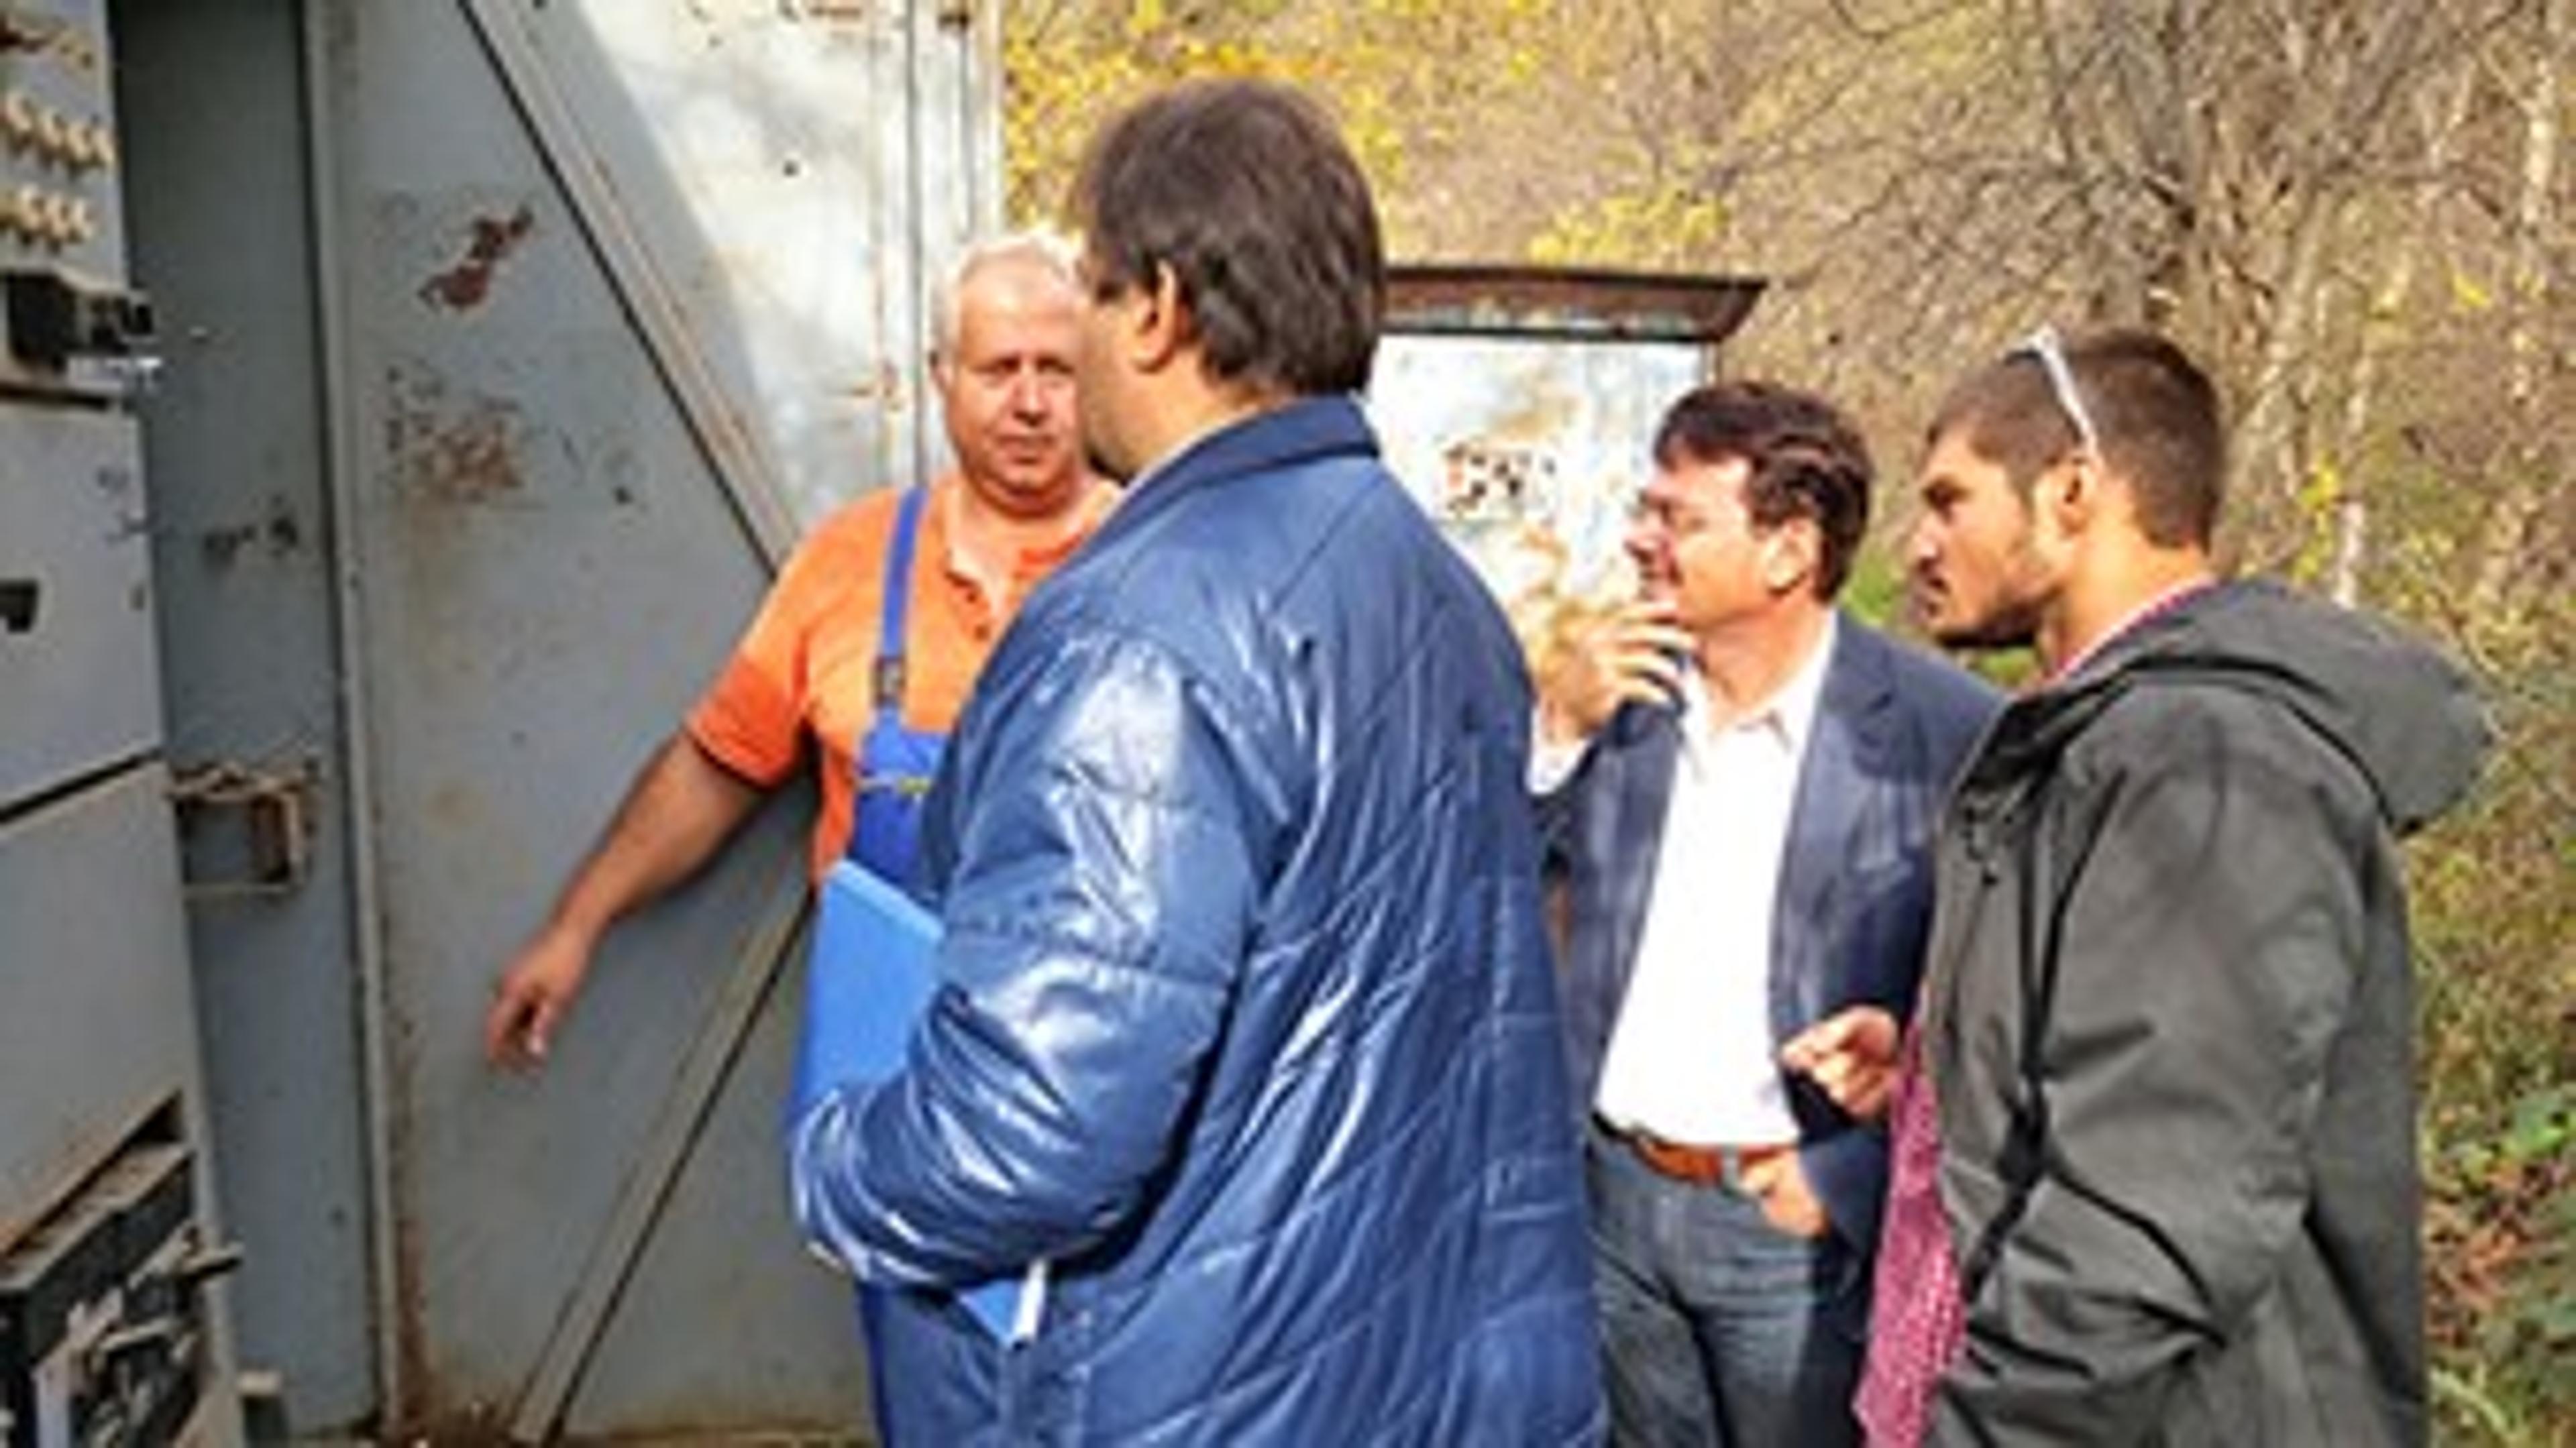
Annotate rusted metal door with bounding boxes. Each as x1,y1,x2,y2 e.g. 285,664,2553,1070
120,1,1000,1439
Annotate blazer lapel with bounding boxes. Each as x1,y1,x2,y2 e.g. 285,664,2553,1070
1774,621,1896,1014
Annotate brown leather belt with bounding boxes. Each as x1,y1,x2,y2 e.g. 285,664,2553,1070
1598,1118,1792,1189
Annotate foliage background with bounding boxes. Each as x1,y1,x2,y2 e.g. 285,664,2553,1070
1002,2,2573,1440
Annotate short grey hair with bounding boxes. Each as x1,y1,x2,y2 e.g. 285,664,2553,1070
930,229,1081,361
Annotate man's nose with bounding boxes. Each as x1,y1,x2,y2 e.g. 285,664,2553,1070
1006,369,1047,415
1624,518,1664,567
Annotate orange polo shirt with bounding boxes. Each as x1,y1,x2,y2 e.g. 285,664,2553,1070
686,476,1109,881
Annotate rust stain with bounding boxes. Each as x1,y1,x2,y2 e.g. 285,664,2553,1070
418,205,538,313
385,362,528,502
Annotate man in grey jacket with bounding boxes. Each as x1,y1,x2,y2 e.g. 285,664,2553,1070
1855,327,2489,1445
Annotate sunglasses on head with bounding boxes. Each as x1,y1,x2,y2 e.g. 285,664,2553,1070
2010,325,2099,456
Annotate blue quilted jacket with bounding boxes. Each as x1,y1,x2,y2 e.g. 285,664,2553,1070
790,397,1603,1445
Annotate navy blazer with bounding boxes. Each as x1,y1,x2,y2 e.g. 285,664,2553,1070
1540,616,1998,1251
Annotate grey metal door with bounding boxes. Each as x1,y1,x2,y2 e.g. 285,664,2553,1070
122,1,998,1439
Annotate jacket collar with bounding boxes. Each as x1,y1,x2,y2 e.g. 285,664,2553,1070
1603,613,1896,901
1097,395,1380,547
1613,609,1892,764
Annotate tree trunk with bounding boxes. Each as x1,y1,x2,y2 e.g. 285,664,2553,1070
2467,0,2565,623
2327,60,2479,606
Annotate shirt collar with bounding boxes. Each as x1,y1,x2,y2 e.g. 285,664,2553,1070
1768,610,1839,753
1095,396,1378,546
933,476,1118,591
1679,611,1838,756
2045,577,2215,686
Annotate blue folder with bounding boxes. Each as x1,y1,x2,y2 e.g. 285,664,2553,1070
791,859,1042,1341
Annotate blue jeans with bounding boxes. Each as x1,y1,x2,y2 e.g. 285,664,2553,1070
1588,1126,1866,1448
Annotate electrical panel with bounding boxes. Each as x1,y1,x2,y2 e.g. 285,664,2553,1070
0,5,237,1442
1,3,152,402
0,1112,232,1448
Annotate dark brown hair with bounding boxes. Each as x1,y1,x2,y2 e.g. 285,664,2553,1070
1069,79,1385,396
1928,328,2226,547
1653,380,1874,600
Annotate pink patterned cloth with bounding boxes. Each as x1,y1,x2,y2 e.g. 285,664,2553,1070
1855,1026,1966,1447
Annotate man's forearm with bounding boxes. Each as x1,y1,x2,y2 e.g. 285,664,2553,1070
545,731,766,938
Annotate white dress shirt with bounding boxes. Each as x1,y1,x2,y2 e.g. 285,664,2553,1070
1585,616,1837,1146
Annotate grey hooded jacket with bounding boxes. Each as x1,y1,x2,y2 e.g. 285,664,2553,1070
1919,580,2490,1446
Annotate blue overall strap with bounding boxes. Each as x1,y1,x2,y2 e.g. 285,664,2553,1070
847,486,945,882
872,484,930,712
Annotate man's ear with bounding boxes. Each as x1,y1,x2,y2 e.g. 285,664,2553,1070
1128,261,1191,374
2042,453,2100,536
1761,516,1821,596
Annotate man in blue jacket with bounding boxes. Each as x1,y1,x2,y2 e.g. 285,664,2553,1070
789,78,1604,1446
1536,382,1998,1445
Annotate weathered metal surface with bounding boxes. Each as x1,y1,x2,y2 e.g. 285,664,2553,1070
0,408,157,805
101,0,1001,1439
0,767,242,1448
503,871,808,1445
341,0,979,1433
0,771,193,1247
96,0,1000,1437
117,0,383,1429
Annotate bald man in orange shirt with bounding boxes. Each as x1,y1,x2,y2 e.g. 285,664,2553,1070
486,232,1113,1069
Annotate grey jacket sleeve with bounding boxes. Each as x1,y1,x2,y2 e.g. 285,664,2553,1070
1931,698,2377,1444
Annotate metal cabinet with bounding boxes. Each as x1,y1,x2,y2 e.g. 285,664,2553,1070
0,410,156,806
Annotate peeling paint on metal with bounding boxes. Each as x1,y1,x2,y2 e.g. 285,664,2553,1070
417,205,537,313
384,361,529,503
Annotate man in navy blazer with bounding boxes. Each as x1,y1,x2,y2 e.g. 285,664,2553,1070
1536,380,1998,1446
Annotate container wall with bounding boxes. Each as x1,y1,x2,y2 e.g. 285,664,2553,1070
110,0,1001,1438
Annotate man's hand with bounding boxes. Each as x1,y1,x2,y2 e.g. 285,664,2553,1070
485,925,594,1070
479,732,764,1072
1780,1005,1901,1121
1738,1152,1830,1239
1534,598,1693,746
